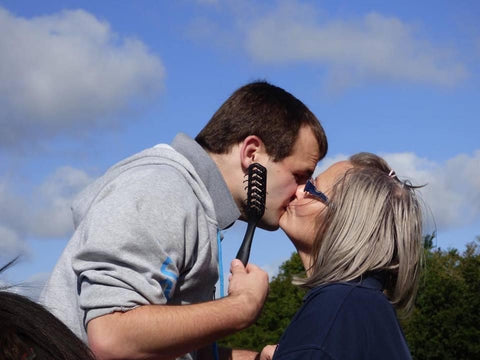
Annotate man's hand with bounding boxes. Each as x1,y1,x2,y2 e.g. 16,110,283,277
228,259,269,328
258,345,277,360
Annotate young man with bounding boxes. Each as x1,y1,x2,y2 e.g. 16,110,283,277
40,81,328,360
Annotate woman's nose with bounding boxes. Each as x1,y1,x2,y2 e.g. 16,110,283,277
288,184,305,204
295,184,306,199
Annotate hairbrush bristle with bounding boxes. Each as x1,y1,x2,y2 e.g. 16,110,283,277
245,163,267,219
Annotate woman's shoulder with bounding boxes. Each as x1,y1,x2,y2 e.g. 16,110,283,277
307,277,388,305
307,280,408,358
274,279,410,360
291,279,393,340
304,278,395,325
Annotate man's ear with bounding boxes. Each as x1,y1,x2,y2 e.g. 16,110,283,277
239,135,265,170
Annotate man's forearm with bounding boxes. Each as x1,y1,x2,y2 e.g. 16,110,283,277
230,349,260,360
88,296,256,360
88,260,268,360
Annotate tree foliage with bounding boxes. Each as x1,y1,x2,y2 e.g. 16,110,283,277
220,253,306,351
221,238,480,360
401,239,480,359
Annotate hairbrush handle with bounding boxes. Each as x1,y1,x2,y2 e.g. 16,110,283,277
236,221,257,265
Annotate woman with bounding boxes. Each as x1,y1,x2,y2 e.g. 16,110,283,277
271,152,423,360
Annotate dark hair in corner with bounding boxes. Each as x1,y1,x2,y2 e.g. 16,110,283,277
195,81,328,162
0,259,96,360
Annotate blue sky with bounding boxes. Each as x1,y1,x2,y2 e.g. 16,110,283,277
0,0,479,297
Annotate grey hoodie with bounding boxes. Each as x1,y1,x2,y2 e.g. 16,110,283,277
40,134,240,359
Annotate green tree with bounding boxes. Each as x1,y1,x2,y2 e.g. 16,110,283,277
423,232,436,250
402,240,480,360
220,253,305,351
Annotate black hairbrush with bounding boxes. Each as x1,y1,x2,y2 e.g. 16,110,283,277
236,163,267,265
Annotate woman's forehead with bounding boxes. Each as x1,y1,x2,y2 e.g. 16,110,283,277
314,160,353,186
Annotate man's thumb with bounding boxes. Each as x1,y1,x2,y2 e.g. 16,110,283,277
230,259,246,274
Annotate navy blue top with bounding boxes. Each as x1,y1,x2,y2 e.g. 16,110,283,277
273,277,412,360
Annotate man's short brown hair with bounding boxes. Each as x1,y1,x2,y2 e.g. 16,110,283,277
195,81,327,161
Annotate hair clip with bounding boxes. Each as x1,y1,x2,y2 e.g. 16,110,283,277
388,170,396,178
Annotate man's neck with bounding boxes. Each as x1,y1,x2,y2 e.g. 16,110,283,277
207,146,247,220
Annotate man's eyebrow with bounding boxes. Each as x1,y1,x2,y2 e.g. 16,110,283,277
306,168,315,177
297,170,314,181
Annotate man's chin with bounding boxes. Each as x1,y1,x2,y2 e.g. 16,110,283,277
257,218,280,231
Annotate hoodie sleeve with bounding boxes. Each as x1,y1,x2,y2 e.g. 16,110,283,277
72,165,209,328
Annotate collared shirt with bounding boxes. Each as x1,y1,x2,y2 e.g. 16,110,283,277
273,277,412,360
172,133,240,230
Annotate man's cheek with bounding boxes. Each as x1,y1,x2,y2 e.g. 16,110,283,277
284,182,298,197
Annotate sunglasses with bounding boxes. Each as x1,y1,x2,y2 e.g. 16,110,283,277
304,178,329,204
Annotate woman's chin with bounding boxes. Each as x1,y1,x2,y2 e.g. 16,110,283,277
286,233,302,247
278,214,289,233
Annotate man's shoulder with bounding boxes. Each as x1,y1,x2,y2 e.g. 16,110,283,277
96,162,191,203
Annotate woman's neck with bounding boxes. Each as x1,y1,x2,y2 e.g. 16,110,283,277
296,249,313,276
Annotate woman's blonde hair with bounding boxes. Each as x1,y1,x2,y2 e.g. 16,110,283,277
297,152,424,315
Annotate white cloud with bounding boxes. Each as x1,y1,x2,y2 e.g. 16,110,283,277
0,225,30,261
29,166,95,237
261,258,284,280
371,151,480,231
0,7,165,150
246,3,466,89
0,166,94,256
0,271,50,301
0,179,30,244
189,0,467,91
14,271,50,300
